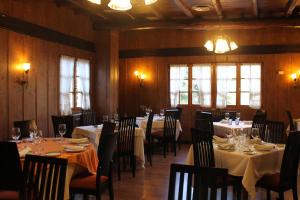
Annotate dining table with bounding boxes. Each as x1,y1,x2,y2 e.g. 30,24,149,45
213,120,252,138
17,138,98,200
72,124,146,167
185,140,285,200
136,116,182,140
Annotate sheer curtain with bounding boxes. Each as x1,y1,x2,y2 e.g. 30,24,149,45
192,65,211,107
216,66,228,108
60,55,75,115
249,64,261,108
76,59,91,110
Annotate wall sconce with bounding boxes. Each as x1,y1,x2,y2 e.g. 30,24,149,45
134,70,145,87
291,71,300,87
18,63,30,85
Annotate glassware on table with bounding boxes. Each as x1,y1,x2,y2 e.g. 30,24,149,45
251,128,260,139
114,113,119,122
58,124,66,142
160,109,165,117
11,127,21,141
103,115,109,122
225,112,230,121
145,108,150,117
236,112,241,120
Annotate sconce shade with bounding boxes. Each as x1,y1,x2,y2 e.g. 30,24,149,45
134,70,140,76
87,0,101,4
145,0,157,5
291,73,297,80
23,63,31,73
108,0,132,11
140,73,145,80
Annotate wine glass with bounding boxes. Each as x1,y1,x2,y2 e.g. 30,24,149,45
225,112,230,121
114,113,119,122
236,112,241,120
145,108,150,117
251,128,260,139
12,128,21,141
103,115,109,122
160,109,165,117
58,124,66,142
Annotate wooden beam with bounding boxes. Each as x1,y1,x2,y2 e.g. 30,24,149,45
252,0,258,17
93,17,300,30
174,0,194,18
120,44,300,58
211,0,223,19
285,0,298,17
0,13,95,52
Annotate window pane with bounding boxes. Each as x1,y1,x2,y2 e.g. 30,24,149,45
192,92,200,104
251,64,261,78
241,65,250,78
180,80,188,91
227,93,236,105
241,79,250,91
180,93,188,104
192,80,200,91
170,66,179,79
170,65,189,106
241,92,250,105
180,67,189,79
192,65,211,106
251,79,261,92
170,80,179,92
227,80,236,92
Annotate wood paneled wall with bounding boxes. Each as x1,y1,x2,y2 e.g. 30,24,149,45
119,29,300,142
0,0,96,140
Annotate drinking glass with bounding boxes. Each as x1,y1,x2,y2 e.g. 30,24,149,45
160,109,165,117
251,128,260,139
236,112,241,120
225,112,230,121
145,108,150,116
114,113,119,122
12,127,21,141
58,124,66,142
103,115,109,122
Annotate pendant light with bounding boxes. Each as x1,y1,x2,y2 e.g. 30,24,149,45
108,0,132,11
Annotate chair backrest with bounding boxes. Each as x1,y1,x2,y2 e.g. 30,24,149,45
191,128,215,167
197,167,228,200
168,164,197,200
0,142,23,191
227,111,236,120
168,164,228,200
22,155,67,200
51,115,74,138
145,112,154,142
252,113,266,138
195,119,214,135
98,122,116,157
13,120,37,139
263,120,285,143
286,111,295,131
279,132,300,187
97,125,117,178
81,110,96,126
164,110,177,139
175,106,183,120
117,117,136,155
211,109,225,122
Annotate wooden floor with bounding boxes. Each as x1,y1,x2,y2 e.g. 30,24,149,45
75,144,299,200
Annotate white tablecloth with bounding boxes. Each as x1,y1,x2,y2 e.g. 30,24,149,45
213,121,252,137
185,144,284,199
72,125,145,167
136,117,182,140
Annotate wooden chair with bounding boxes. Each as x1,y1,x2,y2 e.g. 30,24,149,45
286,111,296,131
13,120,37,139
263,120,285,144
21,155,68,200
256,131,300,200
175,106,183,120
81,110,97,126
211,109,225,122
195,119,214,135
144,112,154,166
252,113,267,138
0,142,23,200
168,164,229,200
70,122,117,200
152,110,177,158
51,115,74,138
115,117,136,180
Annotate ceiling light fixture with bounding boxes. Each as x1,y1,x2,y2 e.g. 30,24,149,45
108,0,132,11
87,0,101,5
145,0,157,5
204,34,238,54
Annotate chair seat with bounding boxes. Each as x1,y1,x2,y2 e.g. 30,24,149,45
256,173,280,190
0,190,19,200
70,175,109,190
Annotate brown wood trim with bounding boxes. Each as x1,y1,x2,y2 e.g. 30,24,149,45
0,13,95,52
119,44,300,58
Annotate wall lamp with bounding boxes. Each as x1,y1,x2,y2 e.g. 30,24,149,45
291,70,300,87
18,63,31,86
134,70,145,87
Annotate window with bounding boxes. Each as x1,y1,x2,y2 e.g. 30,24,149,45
216,64,237,107
240,64,261,108
170,65,189,106
192,64,211,107
60,55,91,115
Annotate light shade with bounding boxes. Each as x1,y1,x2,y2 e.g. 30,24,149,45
204,35,238,54
22,63,31,72
145,0,157,5
108,0,132,11
87,0,101,4
204,40,213,52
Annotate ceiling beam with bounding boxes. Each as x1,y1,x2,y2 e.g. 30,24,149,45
93,17,300,30
252,0,258,17
148,5,164,19
211,0,223,19
285,0,298,17
174,0,194,18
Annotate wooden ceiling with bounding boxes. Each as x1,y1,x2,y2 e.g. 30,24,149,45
54,0,300,30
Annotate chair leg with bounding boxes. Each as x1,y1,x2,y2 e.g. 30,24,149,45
132,155,136,177
109,181,114,200
173,140,177,157
117,157,121,181
278,191,284,200
163,140,166,158
292,186,298,200
149,145,152,166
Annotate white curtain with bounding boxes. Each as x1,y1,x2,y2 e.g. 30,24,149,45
60,55,75,115
192,65,211,107
76,59,91,110
216,66,228,108
249,64,261,108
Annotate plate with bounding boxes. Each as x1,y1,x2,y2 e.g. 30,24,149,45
44,152,61,157
64,148,85,153
243,151,256,155
77,143,89,147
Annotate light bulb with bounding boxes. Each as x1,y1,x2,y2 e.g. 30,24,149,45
87,0,101,4
145,0,157,5
108,0,132,11
23,63,31,73
204,40,214,51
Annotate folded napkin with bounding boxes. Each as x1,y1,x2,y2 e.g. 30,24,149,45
248,138,262,145
218,143,235,151
213,135,228,144
68,138,89,144
254,144,275,151
62,145,85,151
19,147,32,158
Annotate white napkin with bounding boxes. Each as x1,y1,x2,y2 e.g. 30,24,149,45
62,145,85,151
19,147,32,158
213,135,228,144
218,143,235,150
248,138,262,144
68,138,89,144
254,144,275,151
